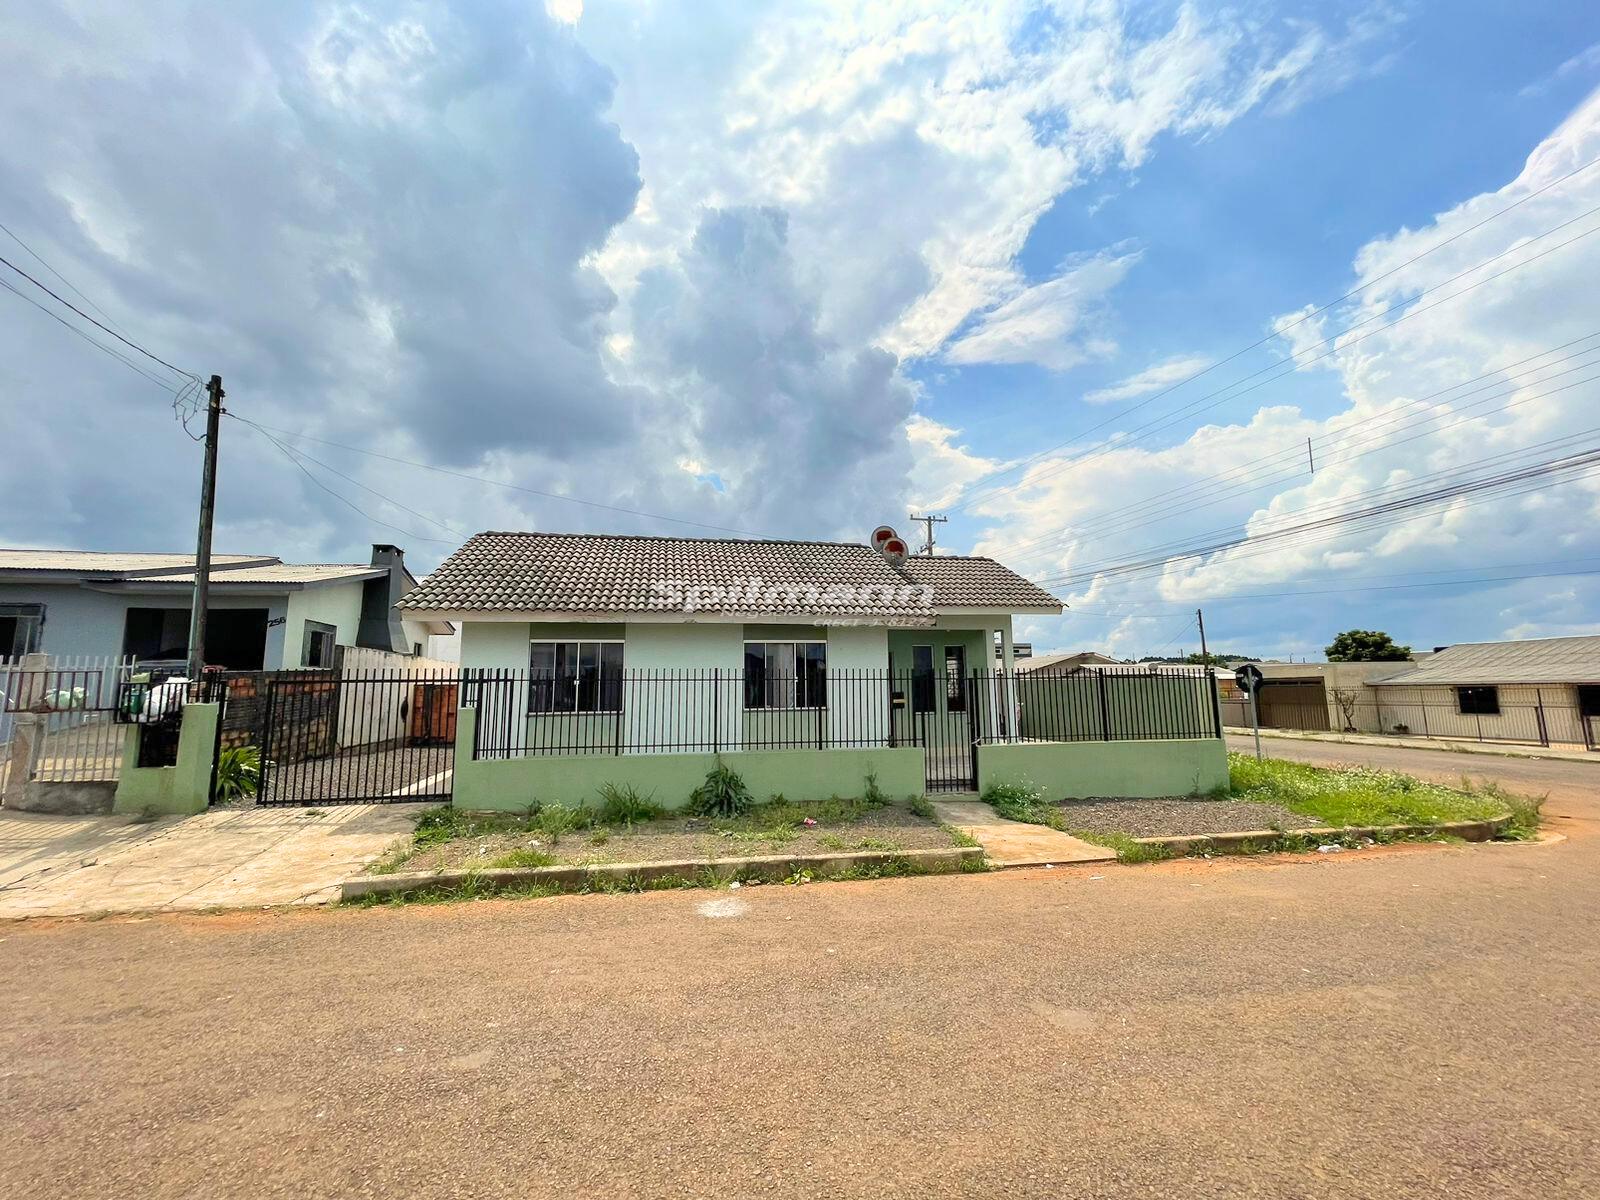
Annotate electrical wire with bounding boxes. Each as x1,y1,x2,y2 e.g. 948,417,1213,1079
1031,444,1600,590
0,275,188,394
953,204,1600,514
0,251,199,385
948,152,1600,507
242,422,462,546
987,354,1600,560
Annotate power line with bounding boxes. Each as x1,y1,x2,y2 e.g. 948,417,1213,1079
1033,444,1600,590
0,251,198,384
953,203,1600,515
0,275,186,394
228,415,757,536
242,421,461,546
948,151,1600,507
0,219,133,340
1059,557,1600,614
986,351,1600,560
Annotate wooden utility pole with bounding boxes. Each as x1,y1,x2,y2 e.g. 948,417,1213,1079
1196,607,1209,663
185,375,224,681
908,512,948,556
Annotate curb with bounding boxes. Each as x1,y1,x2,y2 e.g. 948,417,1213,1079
341,845,984,901
1133,814,1512,857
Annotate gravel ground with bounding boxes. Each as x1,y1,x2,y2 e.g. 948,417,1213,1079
1056,796,1319,837
259,743,453,804
400,807,959,871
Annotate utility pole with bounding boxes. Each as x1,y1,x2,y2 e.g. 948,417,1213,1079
185,375,224,681
1196,607,1209,664
1307,437,1315,474
908,512,947,556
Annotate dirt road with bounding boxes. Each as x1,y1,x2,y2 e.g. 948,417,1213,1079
3,823,1596,1197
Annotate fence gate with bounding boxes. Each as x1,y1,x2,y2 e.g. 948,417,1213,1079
252,670,457,806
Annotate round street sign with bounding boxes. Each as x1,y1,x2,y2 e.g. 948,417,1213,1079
1234,664,1264,695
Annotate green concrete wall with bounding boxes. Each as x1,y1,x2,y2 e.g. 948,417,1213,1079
113,703,220,815
453,707,924,812
978,737,1228,800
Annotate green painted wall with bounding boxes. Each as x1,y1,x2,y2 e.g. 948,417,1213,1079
112,703,220,815
978,737,1228,799
453,707,924,812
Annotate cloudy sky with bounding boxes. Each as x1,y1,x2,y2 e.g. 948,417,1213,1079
2,0,1599,660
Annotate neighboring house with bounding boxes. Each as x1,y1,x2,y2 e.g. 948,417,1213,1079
1016,650,1120,675
0,543,451,670
1215,660,1413,731
993,640,1032,661
395,530,1061,760
1367,635,1600,747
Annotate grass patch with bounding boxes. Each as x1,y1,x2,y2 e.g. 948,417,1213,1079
1227,753,1532,830
487,848,559,869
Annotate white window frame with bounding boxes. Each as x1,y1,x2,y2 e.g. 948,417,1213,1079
743,640,827,710
528,639,626,715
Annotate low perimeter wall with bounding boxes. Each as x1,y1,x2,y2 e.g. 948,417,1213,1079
978,738,1228,799
112,703,220,816
453,708,925,812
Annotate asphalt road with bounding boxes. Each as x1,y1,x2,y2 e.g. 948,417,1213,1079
4,739,1599,1198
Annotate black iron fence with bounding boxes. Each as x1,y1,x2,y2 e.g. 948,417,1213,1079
464,667,1221,761
1224,697,1598,750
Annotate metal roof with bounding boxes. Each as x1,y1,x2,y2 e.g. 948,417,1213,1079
0,549,274,575
1370,635,1600,686
397,532,1061,624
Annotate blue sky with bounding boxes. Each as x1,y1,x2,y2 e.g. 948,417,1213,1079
2,1,1599,662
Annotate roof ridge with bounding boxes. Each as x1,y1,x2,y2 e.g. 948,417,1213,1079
474,529,879,549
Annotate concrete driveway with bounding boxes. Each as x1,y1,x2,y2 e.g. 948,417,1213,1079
0,804,422,918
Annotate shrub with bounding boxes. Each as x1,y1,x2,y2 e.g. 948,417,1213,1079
596,782,665,826
687,759,754,818
212,745,261,802
863,771,887,806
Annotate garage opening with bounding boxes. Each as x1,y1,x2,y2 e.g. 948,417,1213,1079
122,607,270,670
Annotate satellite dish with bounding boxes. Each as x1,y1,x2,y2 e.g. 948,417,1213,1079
881,536,909,567
870,525,899,549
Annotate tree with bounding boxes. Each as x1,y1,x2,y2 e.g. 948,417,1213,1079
1325,629,1412,662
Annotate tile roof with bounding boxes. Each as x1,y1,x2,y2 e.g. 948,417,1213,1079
1370,635,1600,686
397,532,1062,624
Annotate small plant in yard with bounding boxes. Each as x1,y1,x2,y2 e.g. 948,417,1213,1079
863,772,887,806
534,803,586,843
909,794,936,819
687,759,754,818
212,745,261,802
596,782,664,826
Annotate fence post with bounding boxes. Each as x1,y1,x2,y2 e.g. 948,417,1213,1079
713,668,720,755
1097,671,1111,741
1208,669,1224,740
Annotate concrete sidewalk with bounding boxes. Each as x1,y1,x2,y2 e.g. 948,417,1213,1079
930,797,1115,867
0,804,422,918
1225,725,1600,764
